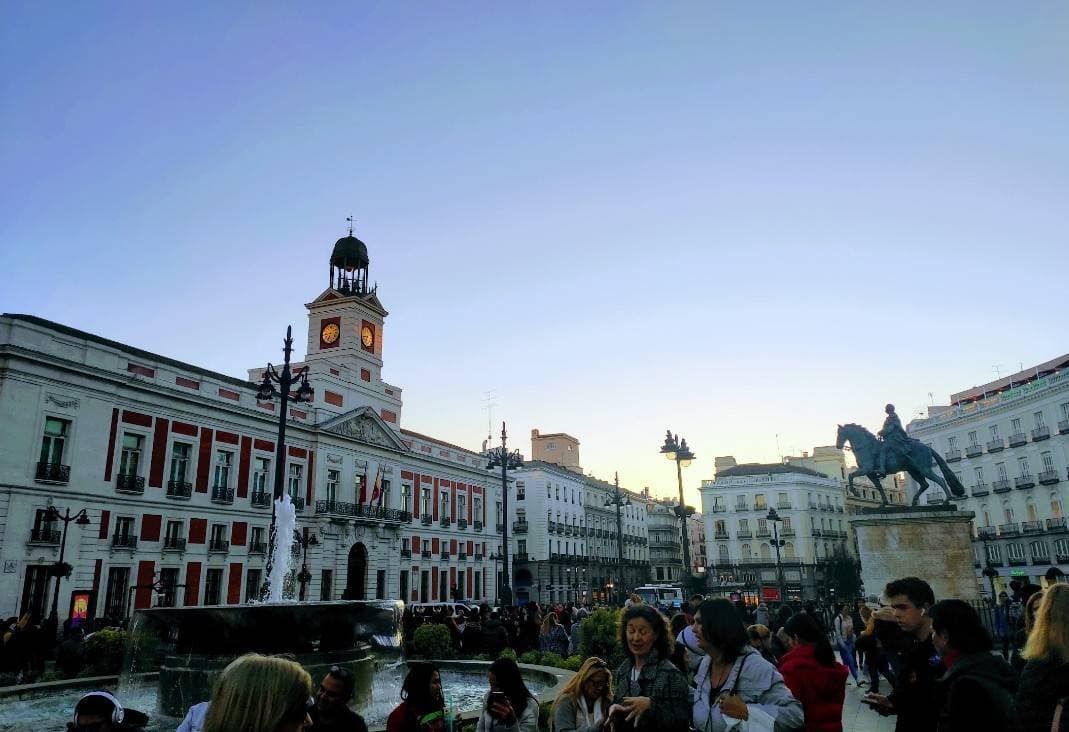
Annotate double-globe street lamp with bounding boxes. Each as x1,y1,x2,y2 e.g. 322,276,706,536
604,472,630,605
44,504,91,628
660,431,696,580
766,507,787,603
255,325,315,597
485,422,523,606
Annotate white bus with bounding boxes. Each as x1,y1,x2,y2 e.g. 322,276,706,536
634,584,685,609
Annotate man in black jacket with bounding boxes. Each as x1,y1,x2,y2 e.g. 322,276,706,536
864,577,944,732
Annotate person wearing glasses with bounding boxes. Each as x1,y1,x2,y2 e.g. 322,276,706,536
310,666,369,732
608,604,690,732
194,653,313,732
552,658,613,732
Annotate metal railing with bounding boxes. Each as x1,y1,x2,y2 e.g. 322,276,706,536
945,449,962,462
314,501,411,523
251,491,271,507
29,528,60,544
112,534,137,549
457,519,468,529
992,478,1011,492
163,537,186,551
1015,475,1035,490
440,517,452,528
966,444,983,458
1039,470,1060,485
1022,520,1044,533
167,480,192,499
998,522,1020,536
211,486,235,504
35,462,70,483
116,474,145,494
249,541,267,554
1032,426,1051,441
1008,432,1028,447
513,521,529,533
209,539,230,553
987,438,1005,452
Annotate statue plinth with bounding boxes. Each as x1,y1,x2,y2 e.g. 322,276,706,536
850,506,978,601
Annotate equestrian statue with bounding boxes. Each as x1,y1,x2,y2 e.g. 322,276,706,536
835,404,966,507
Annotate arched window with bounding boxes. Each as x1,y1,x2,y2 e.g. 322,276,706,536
760,544,771,560
718,544,730,563
742,543,752,560
1026,499,1038,522
784,542,796,559
981,504,991,526
1003,501,1014,523
1052,495,1064,519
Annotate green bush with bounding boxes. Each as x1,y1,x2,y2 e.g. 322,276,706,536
562,655,584,671
85,628,128,675
538,700,553,730
37,670,64,683
579,609,624,668
498,647,518,661
412,624,453,658
518,650,541,665
540,652,564,668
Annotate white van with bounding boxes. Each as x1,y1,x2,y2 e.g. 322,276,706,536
635,585,685,609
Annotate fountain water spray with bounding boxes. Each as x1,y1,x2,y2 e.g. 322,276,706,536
267,495,297,602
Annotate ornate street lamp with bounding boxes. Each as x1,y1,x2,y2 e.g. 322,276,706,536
660,430,696,579
44,504,91,629
255,325,315,598
766,507,786,603
604,472,630,605
486,422,523,606
295,530,320,601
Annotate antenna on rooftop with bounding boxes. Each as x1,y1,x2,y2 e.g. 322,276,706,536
482,390,497,449
346,215,355,236
992,364,1003,378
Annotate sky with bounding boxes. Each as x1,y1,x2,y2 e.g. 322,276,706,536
3,3,1067,506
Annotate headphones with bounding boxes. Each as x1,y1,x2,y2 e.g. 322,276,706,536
73,691,125,725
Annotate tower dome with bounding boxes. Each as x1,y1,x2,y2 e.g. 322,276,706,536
330,235,369,270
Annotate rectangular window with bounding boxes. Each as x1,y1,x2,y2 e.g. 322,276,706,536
1043,452,1055,473
104,567,130,618
947,436,957,450
421,487,432,515
1062,402,1069,421
518,539,527,554
990,424,1001,440
473,496,482,520
739,518,749,531
1034,411,1046,428
381,479,391,507
170,443,192,483
1018,457,1031,477
204,568,224,605
252,457,270,494
996,462,1008,480
119,433,144,476
974,466,985,483
39,417,70,465
115,516,134,538
251,526,265,549
440,493,449,518
326,469,340,503
245,569,262,602
210,524,227,543
321,570,333,601
401,483,412,510
458,495,467,521
516,481,526,500
1007,543,1026,561
754,494,766,510
158,567,180,607
165,520,183,541
1012,417,1022,433
288,464,303,500
758,518,768,534
967,431,978,446
376,570,386,599
213,450,233,488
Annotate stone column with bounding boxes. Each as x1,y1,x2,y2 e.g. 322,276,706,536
849,505,978,602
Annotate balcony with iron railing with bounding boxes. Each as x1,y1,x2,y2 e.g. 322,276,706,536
998,522,1020,536
421,515,433,525
315,501,411,523
249,541,267,554
736,503,750,511
35,462,71,483
988,557,1005,567
211,486,235,504
1032,425,1051,441
777,501,792,510
251,491,271,508
1009,556,1028,566
112,533,137,549
208,539,230,553
1058,552,1069,563
782,527,796,537
1015,475,1035,490
1046,517,1067,531
547,521,557,533
400,548,412,559
1009,432,1028,447
474,520,483,531
992,478,1011,493
475,552,483,561
987,438,1005,453
1059,419,1069,435
496,523,504,533
712,505,728,512
714,530,730,540
116,473,145,494
514,552,528,562
440,551,450,560
457,519,468,530
966,444,983,458
945,449,962,462
808,501,818,510
167,480,192,499
458,551,468,560
1031,553,1051,565
812,529,824,537
288,496,305,510
1022,520,1044,533
28,528,60,545
757,528,772,538
735,530,752,539
421,549,432,559
971,483,990,497
163,537,186,551
1039,470,1060,485
513,521,528,533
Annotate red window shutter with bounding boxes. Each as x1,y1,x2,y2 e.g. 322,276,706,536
237,436,252,498
189,518,207,544
104,409,119,481
432,568,439,600
232,522,248,547
432,538,440,553
134,561,155,609
140,514,162,542
227,563,243,604
149,418,169,488
184,562,202,606
433,479,440,520
196,429,213,493
98,510,111,539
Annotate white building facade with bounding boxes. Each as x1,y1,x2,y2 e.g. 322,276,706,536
700,461,850,602
0,232,506,624
906,355,1069,593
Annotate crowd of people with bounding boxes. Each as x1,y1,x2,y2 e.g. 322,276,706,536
57,577,1069,731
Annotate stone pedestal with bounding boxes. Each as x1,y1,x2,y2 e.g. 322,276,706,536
850,505,978,602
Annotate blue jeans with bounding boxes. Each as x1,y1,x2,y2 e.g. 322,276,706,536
838,638,860,681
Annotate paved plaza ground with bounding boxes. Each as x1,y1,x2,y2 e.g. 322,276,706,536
840,678,896,732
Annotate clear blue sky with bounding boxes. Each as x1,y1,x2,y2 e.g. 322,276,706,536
3,3,1067,504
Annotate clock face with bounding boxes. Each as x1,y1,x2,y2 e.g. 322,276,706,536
321,322,340,345
361,325,374,348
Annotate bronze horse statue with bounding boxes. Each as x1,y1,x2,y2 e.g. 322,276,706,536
835,423,966,506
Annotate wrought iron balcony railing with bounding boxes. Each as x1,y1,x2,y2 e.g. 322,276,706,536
208,539,230,553
1032,426,1051,441
163,537,186,551
112,534,137,549
251,491,271,507
1039,470,1060,485
35,462,70,483
211,486,235,504
1015,475,1035,490
1008,432,1028,447
314,501,411,523
965,444,983,458
249,541,267,554
28,528,60,545
986,438,1004,452
167,480,192,499
513,521,529,533
116,473,145,494
945,449,962,462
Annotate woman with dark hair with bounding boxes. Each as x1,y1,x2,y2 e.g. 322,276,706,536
477,657,540,732
691,599,803,731
929,599,1016,732
387,663,453,732
778,612,847,732
608,604,690,732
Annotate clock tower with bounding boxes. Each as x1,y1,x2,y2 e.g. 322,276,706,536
297,228,403,426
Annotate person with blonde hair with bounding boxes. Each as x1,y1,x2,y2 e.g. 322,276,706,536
552,657,612,732
539,613,569,655
1015,584,1069,732
188,653,313,732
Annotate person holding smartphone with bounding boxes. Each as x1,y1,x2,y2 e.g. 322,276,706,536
476,657,540,732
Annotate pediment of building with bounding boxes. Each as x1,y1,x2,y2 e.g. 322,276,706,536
320,406,408,451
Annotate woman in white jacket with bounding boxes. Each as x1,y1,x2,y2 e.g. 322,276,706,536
476,657,540,732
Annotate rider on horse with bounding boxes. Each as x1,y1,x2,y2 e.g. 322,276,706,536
877,403,910,477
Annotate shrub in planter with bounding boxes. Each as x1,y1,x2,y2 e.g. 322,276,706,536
412,624,453,658
540,652,564,669
84,628,128,675
498,648,517,661
579,609,624,668
518,650,541,665
562,655,584,671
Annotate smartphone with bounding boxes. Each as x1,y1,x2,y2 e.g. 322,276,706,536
488,691,508,709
